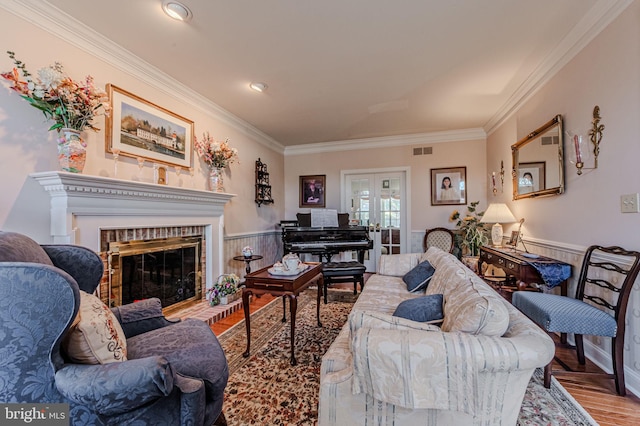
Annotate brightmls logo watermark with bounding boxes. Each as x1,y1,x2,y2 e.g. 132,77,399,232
1,404,69,425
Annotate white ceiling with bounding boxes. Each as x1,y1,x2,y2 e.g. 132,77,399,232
43,0,621,146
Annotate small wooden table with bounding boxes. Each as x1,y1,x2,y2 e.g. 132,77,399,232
242,262,323,365
233,254,263,275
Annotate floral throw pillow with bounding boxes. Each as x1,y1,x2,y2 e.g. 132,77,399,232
63,291,128,364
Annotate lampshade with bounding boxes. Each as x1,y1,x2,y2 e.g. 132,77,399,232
480,203,517,224
480,203,517,247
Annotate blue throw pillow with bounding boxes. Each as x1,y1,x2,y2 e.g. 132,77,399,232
402,260,435,293
393,294,444,324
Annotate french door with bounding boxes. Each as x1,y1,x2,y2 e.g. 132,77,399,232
343,170,408,272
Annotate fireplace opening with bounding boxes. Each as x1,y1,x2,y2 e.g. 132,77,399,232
108,236,202,314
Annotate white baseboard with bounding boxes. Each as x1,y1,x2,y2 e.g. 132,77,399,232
583,339,640,397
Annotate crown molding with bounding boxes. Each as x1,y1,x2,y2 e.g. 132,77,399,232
485,0,634,135
1,0,284,154
285,128,486,156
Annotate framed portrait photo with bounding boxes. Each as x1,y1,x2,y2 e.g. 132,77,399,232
105,84,194,168
299,175,326,208
517,162,545,195
506,230,519,247
431,167,466,205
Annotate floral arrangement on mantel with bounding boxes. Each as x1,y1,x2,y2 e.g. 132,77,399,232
194,132,239,170
1,51,110,132
449,201,488,257
206,273,240,305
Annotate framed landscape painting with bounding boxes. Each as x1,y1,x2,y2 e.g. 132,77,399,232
105,84,193,168
431,166,466,205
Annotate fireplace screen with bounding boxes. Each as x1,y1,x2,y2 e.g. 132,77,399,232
108,237,202,311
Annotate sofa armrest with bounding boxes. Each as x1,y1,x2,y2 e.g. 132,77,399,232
349,310,440,338
174,373,206,425
351,328,553,416
111,298,179,338
377,253,423,276
55,356,175,416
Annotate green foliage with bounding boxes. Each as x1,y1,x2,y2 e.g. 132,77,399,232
449,201,488,256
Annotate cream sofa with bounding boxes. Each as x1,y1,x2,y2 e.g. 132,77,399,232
318,247,555,425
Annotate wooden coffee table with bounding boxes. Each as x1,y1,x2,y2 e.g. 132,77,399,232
242,262,323,365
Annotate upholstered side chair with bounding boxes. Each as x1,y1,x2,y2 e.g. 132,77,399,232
423,227,455,253
0,231,229,425
512,245,640,396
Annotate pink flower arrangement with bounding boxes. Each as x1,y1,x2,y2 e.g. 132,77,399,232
207,274,240,304
194,132,239,169
1,51,110,133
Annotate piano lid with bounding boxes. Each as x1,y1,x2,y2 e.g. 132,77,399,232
283,225,370,241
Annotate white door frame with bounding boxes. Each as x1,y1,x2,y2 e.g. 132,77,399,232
341,167,411,271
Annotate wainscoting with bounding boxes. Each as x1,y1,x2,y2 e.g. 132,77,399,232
223,231,282,280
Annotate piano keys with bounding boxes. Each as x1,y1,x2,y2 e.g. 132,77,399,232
281,224,372,263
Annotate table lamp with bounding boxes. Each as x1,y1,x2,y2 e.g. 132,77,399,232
480,203,517,247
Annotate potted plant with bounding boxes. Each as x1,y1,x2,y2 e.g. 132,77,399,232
242,246,254,258
449,201,489,257
208,274,240,306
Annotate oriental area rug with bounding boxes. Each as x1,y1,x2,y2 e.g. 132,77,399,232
217,289,598,426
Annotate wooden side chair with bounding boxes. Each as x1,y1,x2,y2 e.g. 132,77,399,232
512,245,640,396
423,227,455,253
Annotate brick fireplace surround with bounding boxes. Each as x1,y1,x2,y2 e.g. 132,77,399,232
31,171,234,314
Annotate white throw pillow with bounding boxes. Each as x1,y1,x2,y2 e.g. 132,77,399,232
63,291,128,364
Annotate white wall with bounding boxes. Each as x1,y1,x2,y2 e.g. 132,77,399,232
0,6,284,241
487,1,640,394
284,137,488,234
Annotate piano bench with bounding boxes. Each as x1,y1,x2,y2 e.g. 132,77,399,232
322,261,366,304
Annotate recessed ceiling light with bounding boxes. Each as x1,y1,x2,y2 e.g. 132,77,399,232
250,82,268,93
162,1,192,22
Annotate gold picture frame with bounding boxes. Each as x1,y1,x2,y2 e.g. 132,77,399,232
105,84,194,168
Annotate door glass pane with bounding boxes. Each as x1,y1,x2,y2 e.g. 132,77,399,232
379,176,401,256
350,178,370,226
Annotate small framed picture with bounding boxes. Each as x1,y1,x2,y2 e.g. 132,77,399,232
431,167,466,205
299,175,326,208
506,230,519,247
105,84,194,168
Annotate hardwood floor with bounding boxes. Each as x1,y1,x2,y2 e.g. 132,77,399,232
552,336,640,425
211,276,640,425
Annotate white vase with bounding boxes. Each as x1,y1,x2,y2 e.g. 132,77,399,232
219,295,229,305
208,167,224,192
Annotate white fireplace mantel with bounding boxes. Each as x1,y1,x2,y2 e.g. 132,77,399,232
31,171,235,287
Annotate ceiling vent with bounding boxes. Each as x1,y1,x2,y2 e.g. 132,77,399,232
413,147,433,156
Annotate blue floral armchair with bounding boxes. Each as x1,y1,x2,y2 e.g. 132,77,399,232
0,231,228,425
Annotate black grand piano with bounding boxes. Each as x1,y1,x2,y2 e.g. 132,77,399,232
281,214,372,263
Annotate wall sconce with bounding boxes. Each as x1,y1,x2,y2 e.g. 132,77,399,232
569,105,604,175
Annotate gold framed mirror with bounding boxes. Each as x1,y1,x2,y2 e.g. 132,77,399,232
512,115,564,200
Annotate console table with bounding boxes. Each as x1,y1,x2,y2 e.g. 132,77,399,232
479,246,571,297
